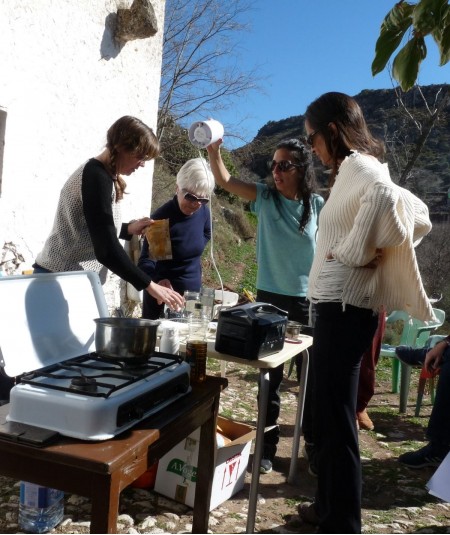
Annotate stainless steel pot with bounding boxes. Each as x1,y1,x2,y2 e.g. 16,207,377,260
94,317,160,360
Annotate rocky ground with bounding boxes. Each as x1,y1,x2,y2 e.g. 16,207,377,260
0,356,449,534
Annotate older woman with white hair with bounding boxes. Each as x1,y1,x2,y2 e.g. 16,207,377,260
138,157,214,319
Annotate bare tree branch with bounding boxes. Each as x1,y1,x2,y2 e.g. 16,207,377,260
396,86,450,185
158,0,263,146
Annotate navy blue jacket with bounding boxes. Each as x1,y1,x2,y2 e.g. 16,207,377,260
138,195,211,318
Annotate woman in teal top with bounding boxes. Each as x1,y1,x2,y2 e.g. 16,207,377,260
207,138,324,474
252,180,323,296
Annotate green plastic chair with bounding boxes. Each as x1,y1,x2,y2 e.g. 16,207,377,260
380,310,416,394
380,308,446,412
399,308,446,412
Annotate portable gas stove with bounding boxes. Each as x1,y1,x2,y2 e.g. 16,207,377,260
8,352,190,440
0,272,191,441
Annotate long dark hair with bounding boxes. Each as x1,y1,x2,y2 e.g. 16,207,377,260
106,116,160,201
264,138,317,233
305,92,385,185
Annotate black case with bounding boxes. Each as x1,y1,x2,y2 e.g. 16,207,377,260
215,302,288,359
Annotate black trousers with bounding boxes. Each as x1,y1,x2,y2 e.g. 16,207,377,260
142,292,165,320
427,346,450,447
255,289,314,461
313,302,378,534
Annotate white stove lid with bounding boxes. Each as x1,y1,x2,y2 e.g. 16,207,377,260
0,271,109,377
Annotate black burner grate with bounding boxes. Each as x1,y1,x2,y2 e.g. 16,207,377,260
19,353,183,398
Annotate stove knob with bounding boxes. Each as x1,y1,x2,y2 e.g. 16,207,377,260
177,382,190,394
134,407,145,419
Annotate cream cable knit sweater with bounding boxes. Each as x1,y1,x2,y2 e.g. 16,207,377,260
307,152,434,322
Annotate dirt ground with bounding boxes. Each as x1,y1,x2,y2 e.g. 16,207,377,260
0,356,449,534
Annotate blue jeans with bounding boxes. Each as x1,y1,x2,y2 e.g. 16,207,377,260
313,302,378,534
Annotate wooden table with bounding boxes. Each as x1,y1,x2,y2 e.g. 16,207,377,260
0,376,227,534
207,335,313,533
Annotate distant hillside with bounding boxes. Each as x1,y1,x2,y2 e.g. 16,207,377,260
153,85,449,298
231,85,450,217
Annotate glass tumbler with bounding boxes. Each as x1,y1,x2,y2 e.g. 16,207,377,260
200,287,215,320
186,317,209,383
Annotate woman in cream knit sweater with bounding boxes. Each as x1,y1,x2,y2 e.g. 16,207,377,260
299,92,434,534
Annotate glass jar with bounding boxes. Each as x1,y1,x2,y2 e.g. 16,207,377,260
185,315,209,383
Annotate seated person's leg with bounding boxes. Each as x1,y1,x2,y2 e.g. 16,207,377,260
395,346,428,366
426,347,450,452
399,346,450,468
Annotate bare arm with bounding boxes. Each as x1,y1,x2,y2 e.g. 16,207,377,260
145,281,184,310
206,140,257,201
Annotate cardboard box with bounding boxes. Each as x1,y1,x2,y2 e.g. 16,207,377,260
154,416,255,511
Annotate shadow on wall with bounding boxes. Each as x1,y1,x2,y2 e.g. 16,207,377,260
100,13,121,61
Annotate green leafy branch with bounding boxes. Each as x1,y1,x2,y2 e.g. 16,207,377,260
372,0,450,90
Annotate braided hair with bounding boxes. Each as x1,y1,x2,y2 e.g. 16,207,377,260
263,138,317,233
106,116,160,202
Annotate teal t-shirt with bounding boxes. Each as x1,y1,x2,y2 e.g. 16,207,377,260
250,182,324,296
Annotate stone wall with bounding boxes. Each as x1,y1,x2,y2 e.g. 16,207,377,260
0,0,165,311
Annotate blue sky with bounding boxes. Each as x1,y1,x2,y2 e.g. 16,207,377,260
216,0,449,149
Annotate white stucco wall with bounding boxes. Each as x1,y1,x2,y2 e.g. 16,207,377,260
0,0,165,308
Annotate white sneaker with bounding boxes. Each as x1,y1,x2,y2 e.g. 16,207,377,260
260,458,273,474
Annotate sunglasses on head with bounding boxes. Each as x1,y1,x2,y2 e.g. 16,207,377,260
183,190,209,205
306,130,320,146
269,160,302,173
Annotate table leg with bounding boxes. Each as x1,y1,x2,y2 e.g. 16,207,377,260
246,368,270,533
287,349,309,484
192,391,220,533
89,473,120,534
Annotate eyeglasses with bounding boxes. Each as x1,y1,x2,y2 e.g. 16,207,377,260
134,151,152,163
183,190,209,205
269,160,302,173
306,130,319,146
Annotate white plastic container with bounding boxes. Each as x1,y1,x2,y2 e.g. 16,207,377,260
159,326,180,355
188,119,224,148
19,482,64,533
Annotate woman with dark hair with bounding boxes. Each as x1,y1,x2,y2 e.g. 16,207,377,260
33,115,184,312
207,137,324,474
301,92,434,533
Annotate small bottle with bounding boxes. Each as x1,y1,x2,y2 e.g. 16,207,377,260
183,291,200,316
186,309,209,383
160,326,180,355
192,301,204,319
19,482,64,534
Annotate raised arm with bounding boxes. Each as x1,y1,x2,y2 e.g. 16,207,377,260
206,140,257,201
